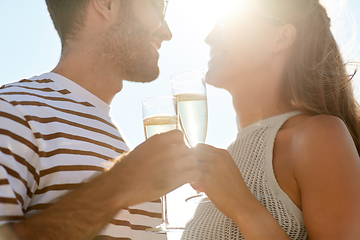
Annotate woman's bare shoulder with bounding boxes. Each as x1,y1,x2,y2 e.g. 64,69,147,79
285,114,347,134
287,115,360,236
291,114,354,149
286,113,359,176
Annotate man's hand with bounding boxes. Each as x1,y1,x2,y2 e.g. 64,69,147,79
6,130,199,240
113,129,200,207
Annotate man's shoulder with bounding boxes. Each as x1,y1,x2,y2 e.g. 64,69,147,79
0,79,30,92
0,75,76,122
0,74,75,108
0,76,58,94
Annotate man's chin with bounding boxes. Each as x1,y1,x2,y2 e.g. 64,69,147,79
124,65,160,83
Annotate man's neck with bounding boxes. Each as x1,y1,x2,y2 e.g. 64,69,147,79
52,51,124,105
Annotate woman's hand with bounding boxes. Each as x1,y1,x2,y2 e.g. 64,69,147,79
192,144,291,240
192,144,254,221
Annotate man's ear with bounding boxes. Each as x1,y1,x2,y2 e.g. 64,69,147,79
92,0,113,20
273,24,297,54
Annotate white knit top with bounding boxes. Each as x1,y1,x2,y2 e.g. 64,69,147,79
181,111,308,240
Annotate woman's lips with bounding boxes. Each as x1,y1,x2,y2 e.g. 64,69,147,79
210,50,228,59
209,49,228,67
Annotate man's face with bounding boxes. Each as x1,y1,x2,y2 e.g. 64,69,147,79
100,0,172,83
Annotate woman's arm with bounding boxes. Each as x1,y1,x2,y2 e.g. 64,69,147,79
194,115,360,240
292,115,360,239
193,145,291,240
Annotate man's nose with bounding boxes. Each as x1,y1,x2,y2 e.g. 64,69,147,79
157,21,173,41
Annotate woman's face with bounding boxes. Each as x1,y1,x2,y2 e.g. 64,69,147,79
205,4,283,93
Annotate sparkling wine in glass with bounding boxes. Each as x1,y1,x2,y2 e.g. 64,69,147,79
170,70,210,203
142,96,185,233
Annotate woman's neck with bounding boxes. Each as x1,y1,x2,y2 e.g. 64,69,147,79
232,88,294,130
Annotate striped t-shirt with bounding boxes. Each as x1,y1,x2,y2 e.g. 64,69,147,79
0,72,165,240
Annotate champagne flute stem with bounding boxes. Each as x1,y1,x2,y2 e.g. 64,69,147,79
161,195,169,225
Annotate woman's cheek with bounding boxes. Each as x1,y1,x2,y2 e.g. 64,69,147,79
230,42,258,74
208,29,262,88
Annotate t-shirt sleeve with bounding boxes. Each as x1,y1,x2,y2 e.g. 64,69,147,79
0,97,39,226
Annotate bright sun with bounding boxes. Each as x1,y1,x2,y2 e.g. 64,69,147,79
166,0,237,35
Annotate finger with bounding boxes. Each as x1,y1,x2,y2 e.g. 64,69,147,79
194,144,230,160
176,155,198,171
161,147,196,173
190,183,204,192
196,143,224,154
175,144,192,157
191,147,217,163
179,169,202,184
162,145,191,161
156,129,185,145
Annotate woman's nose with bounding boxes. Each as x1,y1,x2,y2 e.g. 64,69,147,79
205,25,221,46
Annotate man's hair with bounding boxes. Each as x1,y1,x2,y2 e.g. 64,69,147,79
45,0,91,47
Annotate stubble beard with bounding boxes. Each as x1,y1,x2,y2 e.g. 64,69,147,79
100,3,160,83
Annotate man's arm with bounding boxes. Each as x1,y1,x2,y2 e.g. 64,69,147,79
2,130,198,240
3,162,124,240
0,98,199,240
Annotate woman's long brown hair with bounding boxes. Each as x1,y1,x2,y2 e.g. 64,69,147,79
260,0,360,153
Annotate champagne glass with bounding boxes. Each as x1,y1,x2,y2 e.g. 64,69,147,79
142,96,184,233
170,70,210,203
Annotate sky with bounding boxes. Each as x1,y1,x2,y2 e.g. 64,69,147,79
0,1,359,240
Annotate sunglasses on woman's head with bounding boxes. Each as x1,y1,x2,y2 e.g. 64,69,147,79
218,7,287,32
